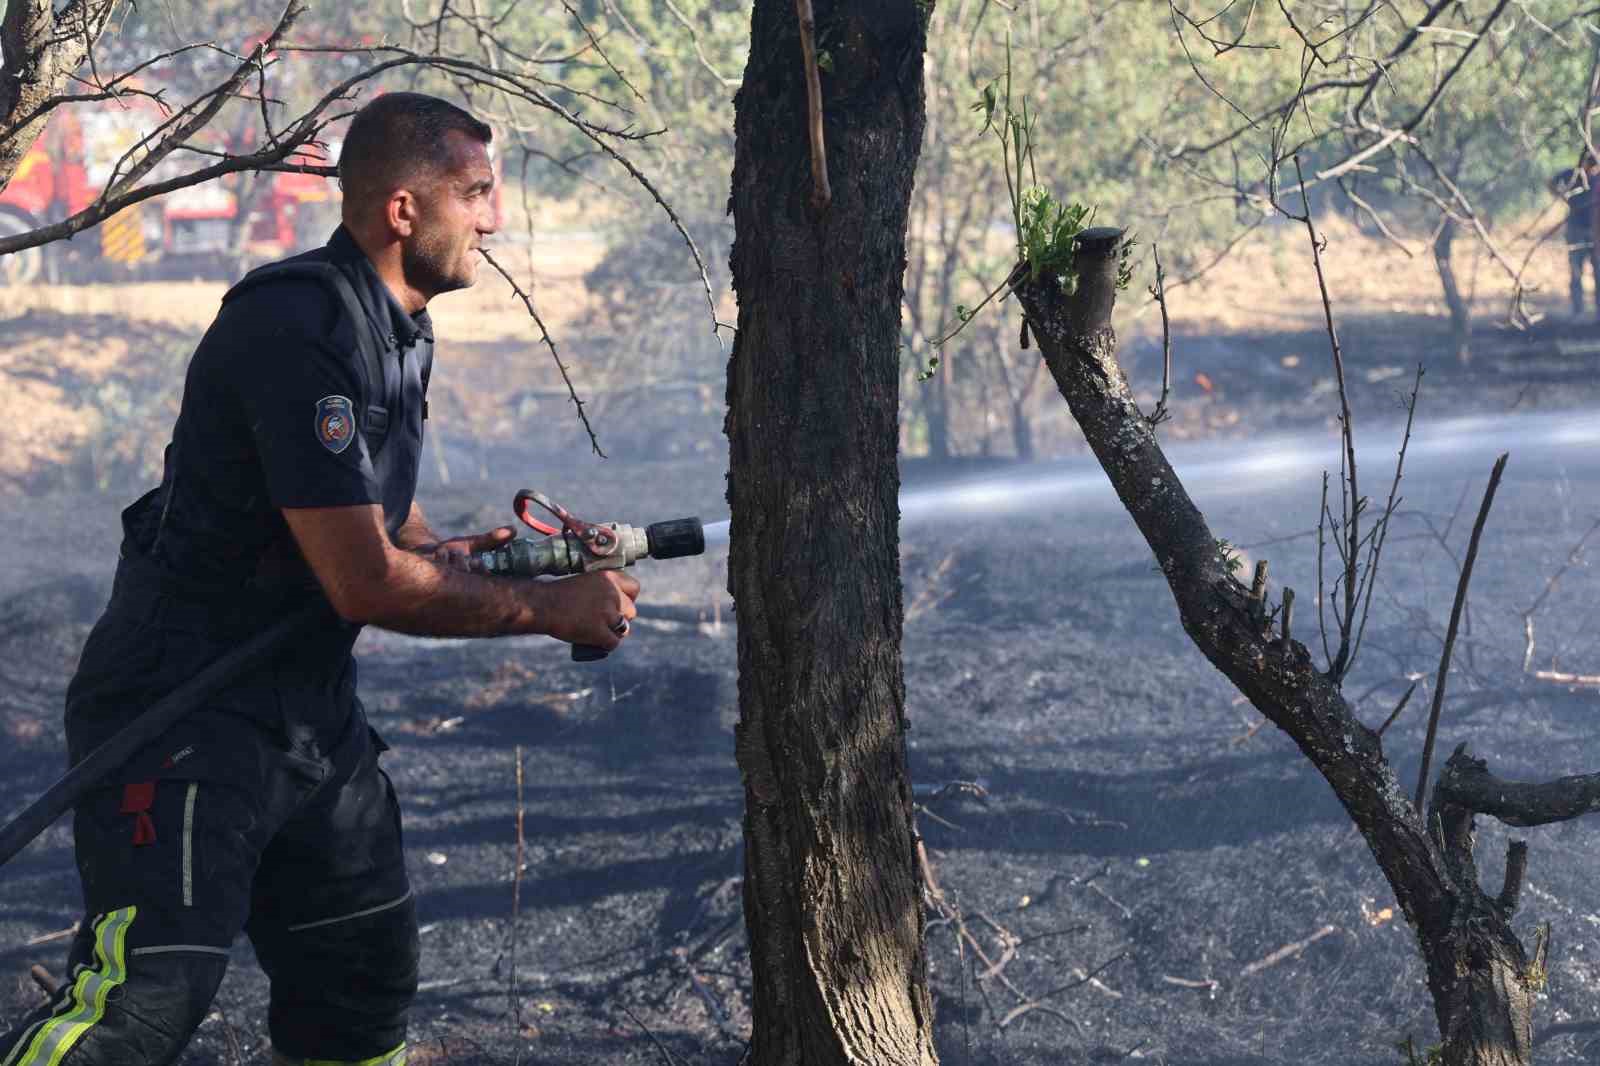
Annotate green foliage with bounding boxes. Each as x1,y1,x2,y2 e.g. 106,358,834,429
1216,538,1244,574
1017,188,1090,290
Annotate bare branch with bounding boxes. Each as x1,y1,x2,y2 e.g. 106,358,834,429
479,248,605,458
1436,746,1600,828
1145,242,1173,427
1291,156,1360,683
1414,454,1509,813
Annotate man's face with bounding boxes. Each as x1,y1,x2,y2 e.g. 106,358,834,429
400,129,497,298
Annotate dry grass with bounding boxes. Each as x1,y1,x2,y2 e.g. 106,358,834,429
1118,210,1575,340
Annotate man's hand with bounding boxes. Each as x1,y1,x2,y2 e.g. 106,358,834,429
411,525,515,573
536,570,641,651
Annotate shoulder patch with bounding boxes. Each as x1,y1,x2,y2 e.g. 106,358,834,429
315,395,356,454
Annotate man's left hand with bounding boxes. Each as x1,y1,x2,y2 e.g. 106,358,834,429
413,526,516,573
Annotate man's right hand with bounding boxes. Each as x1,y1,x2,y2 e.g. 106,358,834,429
534,570,641,651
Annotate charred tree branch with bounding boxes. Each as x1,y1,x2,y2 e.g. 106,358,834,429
1414,454,1508,813
1016,222,1556,1063
1013,227,1449,942
1436,747,1600,828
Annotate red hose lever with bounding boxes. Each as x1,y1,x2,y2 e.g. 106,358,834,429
513,490,561,536
511,490,619,557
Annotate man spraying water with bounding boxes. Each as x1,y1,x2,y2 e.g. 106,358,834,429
0,93,645,1066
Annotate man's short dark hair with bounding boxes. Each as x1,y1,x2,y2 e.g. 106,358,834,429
339,92,492,202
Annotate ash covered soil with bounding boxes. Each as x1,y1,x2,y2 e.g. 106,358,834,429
4,327,1600,1065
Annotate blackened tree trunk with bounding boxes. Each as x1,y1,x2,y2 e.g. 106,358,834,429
1015,229,1553,1065
725,3,938,1065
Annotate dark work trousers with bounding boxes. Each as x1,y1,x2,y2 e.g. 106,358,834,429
0,556,418,1066
1568,224,1598,316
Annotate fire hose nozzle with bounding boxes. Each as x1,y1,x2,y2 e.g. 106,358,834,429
645,517,705,560
476,523,655,577
474,520,706,578
476,491,707,661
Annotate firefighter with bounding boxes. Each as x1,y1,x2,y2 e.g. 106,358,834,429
0,93,638,1066
1551,153,1600,317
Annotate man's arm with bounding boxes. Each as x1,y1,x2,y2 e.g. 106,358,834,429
391,501,438,551
390,500,515,571
282,503,637,646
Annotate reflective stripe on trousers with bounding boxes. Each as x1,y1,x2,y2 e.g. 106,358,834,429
2,908,136,1066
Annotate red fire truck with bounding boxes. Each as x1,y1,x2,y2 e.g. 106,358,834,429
0,103,339,286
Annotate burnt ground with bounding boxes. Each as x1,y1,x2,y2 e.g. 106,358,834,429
3,314,1600,1065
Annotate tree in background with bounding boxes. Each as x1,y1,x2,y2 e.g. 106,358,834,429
1159,0,1596,358
725,1,938,1062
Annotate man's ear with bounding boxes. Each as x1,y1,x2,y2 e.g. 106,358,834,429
384,190,417,238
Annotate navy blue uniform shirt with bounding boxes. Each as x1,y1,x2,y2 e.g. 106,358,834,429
125,225,433,589
78,227,435,766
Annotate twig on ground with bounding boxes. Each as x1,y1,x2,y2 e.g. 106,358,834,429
213,999,244,1066
1239,923,1338,976
1013,925,1090,948
621,1004,683,1066
1520,517,1600,674
28,965,57,997
1161,974,1220,995
1531,669,1600,688
1414,454,1509,812
905,550,960,622
912,780,991,803
1089,881,1133,920
23,926,76,948
915,805,965,832
1028,950,1131,1004
673,947,738,1038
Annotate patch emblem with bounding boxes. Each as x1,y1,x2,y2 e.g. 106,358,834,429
315,395,356,454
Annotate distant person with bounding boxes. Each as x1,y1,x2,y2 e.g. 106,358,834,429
0,94,639,1066
1551,155,1600,317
